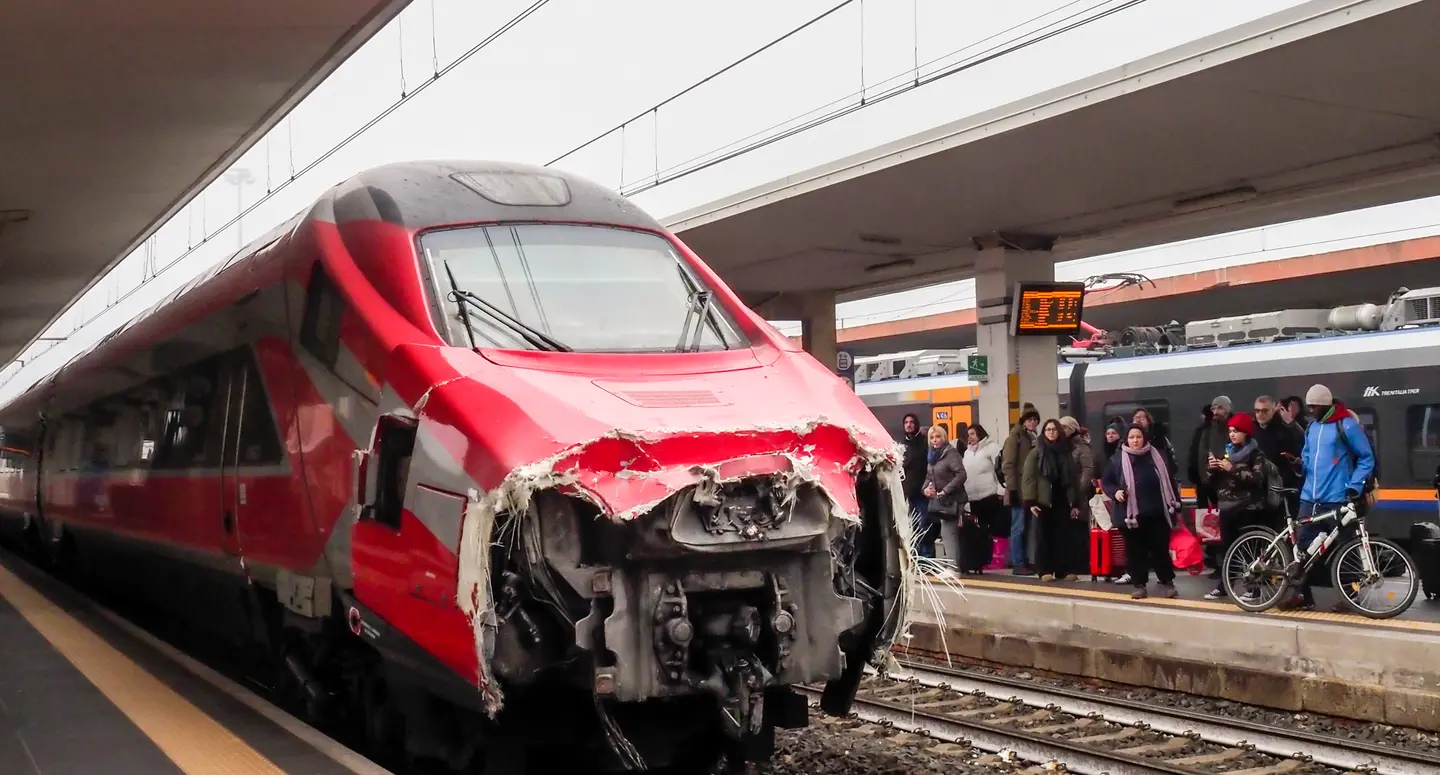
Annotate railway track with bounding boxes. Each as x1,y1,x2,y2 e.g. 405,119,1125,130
795,660,1440,775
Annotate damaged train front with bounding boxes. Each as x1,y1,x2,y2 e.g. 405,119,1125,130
475,419,911,766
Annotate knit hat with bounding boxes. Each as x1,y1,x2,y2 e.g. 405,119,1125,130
1059,416,1080,433
1305,384,1334,406
1211,395,1232,411
1226,412,1255,436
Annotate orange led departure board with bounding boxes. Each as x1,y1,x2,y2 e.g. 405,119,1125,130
1010,282,1085,336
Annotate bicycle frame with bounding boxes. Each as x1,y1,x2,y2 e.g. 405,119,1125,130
1255,502,1370,579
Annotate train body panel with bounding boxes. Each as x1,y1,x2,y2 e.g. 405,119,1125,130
858,328,1440,540
0,160,911,771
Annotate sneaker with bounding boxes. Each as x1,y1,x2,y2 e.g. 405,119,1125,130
1159,583,1179,599
1113,573,1132,585
1062,574,1079,582
1131,587,1148,599
1204,587,1226,600
1040,574,1056,582
1014,564,1036,577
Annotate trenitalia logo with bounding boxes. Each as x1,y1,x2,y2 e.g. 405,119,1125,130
1362,386,1419,398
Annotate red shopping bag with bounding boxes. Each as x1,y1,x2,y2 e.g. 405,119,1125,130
1169,524,1205,574
1194,507,1222,543
986,537,1010,570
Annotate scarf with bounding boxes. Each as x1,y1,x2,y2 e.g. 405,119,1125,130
1226,438,1258,463
1036,434,1070,483
1119,442,1179,528
927,445,945,465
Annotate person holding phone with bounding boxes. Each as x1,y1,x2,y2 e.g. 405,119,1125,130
1251,395,1304,523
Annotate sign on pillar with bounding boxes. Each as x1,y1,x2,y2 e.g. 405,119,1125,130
836,349,856,391
966,354,989,382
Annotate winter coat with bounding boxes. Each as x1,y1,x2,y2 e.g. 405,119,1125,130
924,444,967,518
1253,417,1304,487
1210,439,1268,512
1301,402,1375,505
962,438,1002,501
901,431,928,500
1101,447,1178,525
1193,419,1230,488
1071,432,1096,493
1020,441,1086,510
1001,424,1034,495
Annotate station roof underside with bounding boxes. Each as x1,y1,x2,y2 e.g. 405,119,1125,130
668,0,1440,316
0,1,408,364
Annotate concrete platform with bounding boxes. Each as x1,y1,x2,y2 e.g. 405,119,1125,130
0,550,389,775
902,570,1440,732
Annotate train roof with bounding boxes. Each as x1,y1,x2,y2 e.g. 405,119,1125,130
0,160,668,421
858,326,1440,399
325,160,665,232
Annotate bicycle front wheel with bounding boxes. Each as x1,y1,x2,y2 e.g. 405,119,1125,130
1330,537,1419,619
1222,531,1293,612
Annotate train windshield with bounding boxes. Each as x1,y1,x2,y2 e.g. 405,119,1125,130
421,224,747,353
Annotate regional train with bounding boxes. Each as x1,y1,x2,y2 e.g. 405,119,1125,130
0,161,911,773
859,326,1440,541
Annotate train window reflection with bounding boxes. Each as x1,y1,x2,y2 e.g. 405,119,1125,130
1406,404,1440,483
1350,407,1379,481
421,224,748,353
1101,400,1170,430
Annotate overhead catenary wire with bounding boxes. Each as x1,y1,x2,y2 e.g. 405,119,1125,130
616,0,1150,197
545,0,1140,189
545,0,862,168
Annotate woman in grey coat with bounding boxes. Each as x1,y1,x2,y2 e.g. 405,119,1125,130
922,424,968,568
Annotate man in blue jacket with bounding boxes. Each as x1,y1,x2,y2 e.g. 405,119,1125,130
1292,383,1375,609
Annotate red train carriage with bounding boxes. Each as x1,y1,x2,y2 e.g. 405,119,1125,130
0,161,913,772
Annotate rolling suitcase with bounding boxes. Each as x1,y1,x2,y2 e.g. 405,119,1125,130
1090,526,1126,581
1409,522,1440,601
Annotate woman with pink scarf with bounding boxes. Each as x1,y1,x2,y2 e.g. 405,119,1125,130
1100,423,1183,599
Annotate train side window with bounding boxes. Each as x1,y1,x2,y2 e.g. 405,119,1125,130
153,359,226,470
300,263,346,369
235,353,285,466
1404,405,1440,483
1349,407,1379,480
1101,400,1171,430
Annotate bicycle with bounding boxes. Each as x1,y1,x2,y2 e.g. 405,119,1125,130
1220,486,1419,618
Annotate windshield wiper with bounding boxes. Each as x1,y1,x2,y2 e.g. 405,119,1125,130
675,290,715,353
443,265,570,352
443,263,478,349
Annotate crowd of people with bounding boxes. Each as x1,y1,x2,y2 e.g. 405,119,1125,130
900,384,1376,608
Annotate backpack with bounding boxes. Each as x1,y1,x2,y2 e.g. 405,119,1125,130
1260,457,1285,513
1332,417,1378,508
995,445,1006,489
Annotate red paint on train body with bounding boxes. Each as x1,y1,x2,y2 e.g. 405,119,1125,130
0,161,910,770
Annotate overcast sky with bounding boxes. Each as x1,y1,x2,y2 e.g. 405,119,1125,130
3,0,1437,399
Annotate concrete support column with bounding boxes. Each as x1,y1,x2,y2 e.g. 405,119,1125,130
974,245,1060,436
799,291,837,370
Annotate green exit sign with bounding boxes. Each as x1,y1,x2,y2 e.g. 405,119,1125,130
967,354,989,382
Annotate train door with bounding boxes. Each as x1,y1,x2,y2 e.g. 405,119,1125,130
219,348,288,647
932,403,975,444
217,357,245,564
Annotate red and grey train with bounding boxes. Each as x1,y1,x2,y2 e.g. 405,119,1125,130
0,161,912,772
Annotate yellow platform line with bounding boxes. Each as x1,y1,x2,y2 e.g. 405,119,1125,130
0,564,287,775
931,576,1440,634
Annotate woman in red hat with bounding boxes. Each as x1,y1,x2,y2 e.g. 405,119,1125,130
1201,411,1272,600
